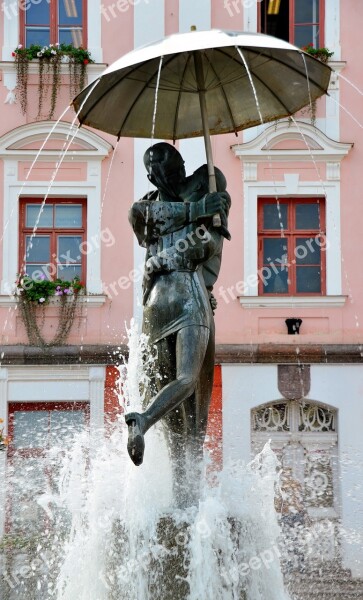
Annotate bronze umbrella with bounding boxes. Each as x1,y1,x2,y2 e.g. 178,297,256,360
73,29,331,202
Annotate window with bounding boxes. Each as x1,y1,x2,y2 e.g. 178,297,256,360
258,198,326,295
20,0,87,48
6,401,89,534
259,0,324,48
19,199,87,282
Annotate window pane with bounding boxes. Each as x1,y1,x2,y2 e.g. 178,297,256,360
59,0,83,25
295,0,319,24
25,264,51,280
13,411,48,449
295,238,321,265
55,205,82,228
295,25,320,48
26,205,53,228
26,28,51,47
296,266,321,293
263,268,289,294
50,410,86,446
263,203,288,230
10,456,46,534
263,238,288,264
57,265,82,280
58,236,82,263
26,235,50,263
26,0,50,25
59,28,83,47
295,204,320,229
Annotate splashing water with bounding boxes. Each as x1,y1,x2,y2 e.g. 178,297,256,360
147,55,164,203
0,323,289,600
23,79,101,270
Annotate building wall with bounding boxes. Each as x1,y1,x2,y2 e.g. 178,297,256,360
0,0,362,582
222,362,363,577
0,0,359,349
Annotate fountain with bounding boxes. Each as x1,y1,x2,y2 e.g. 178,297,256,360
0,29,336,600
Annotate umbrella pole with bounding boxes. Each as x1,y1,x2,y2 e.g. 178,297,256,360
194,50,221,227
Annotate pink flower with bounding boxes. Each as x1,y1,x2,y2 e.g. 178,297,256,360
38,297,45,304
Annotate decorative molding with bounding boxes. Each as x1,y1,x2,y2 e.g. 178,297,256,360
0,295,107,308
326,162,341,181
328,62,346,91
239,296,348,308
243,162,257,181
7,366,90,381
89,366,106,429
0,62,107,93
0,345,128,365
232,120,353,163
284,173,300,194
215,344,363,364
0,120,113,160
278,364,310,400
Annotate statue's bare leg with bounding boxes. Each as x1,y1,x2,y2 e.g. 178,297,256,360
125,325,209,465
164,321,215,506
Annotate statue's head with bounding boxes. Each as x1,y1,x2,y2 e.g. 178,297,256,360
144,143,186,196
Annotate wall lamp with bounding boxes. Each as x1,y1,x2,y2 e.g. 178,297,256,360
285,318,302,335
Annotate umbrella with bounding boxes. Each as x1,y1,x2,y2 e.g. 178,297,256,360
73,29,331,207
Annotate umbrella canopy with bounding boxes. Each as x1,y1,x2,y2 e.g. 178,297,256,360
73,29,331,141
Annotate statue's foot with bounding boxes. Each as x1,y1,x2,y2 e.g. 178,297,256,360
125,412,145,466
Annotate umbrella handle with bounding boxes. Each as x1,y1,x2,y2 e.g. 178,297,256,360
194,50,221,229
213,214,222,227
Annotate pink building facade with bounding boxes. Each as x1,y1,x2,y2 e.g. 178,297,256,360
0,0,362,585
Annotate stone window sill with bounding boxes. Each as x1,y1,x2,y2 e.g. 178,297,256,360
238,296,348,309
0,294,107,308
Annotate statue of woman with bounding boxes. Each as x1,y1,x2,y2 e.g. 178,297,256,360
126,142,230,506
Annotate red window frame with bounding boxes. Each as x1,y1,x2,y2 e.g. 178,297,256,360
258,197,326,296
19,0,88,48
19,198,87,282
6,401,90,533
290,0,325,47
258,0,325,48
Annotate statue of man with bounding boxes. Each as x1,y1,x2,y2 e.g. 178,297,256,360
126,143,230,503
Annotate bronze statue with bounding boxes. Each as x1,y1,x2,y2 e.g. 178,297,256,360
126,143,230,506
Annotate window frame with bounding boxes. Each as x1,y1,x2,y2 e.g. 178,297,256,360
290,0,325,48
258,197,326,296
258,0,325,48
6,401,90,533
19,197,87,283
19,0,88,48
7,400,90,457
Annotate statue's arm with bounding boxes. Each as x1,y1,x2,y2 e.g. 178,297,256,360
128,200,189,246
129,195,227,245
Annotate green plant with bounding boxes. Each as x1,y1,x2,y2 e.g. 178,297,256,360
13,43,94,117
16,274,85,347
302,43,334,63
299,44,333,125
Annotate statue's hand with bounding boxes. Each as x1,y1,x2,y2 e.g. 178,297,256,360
209,292,218,314
190,192,230,222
